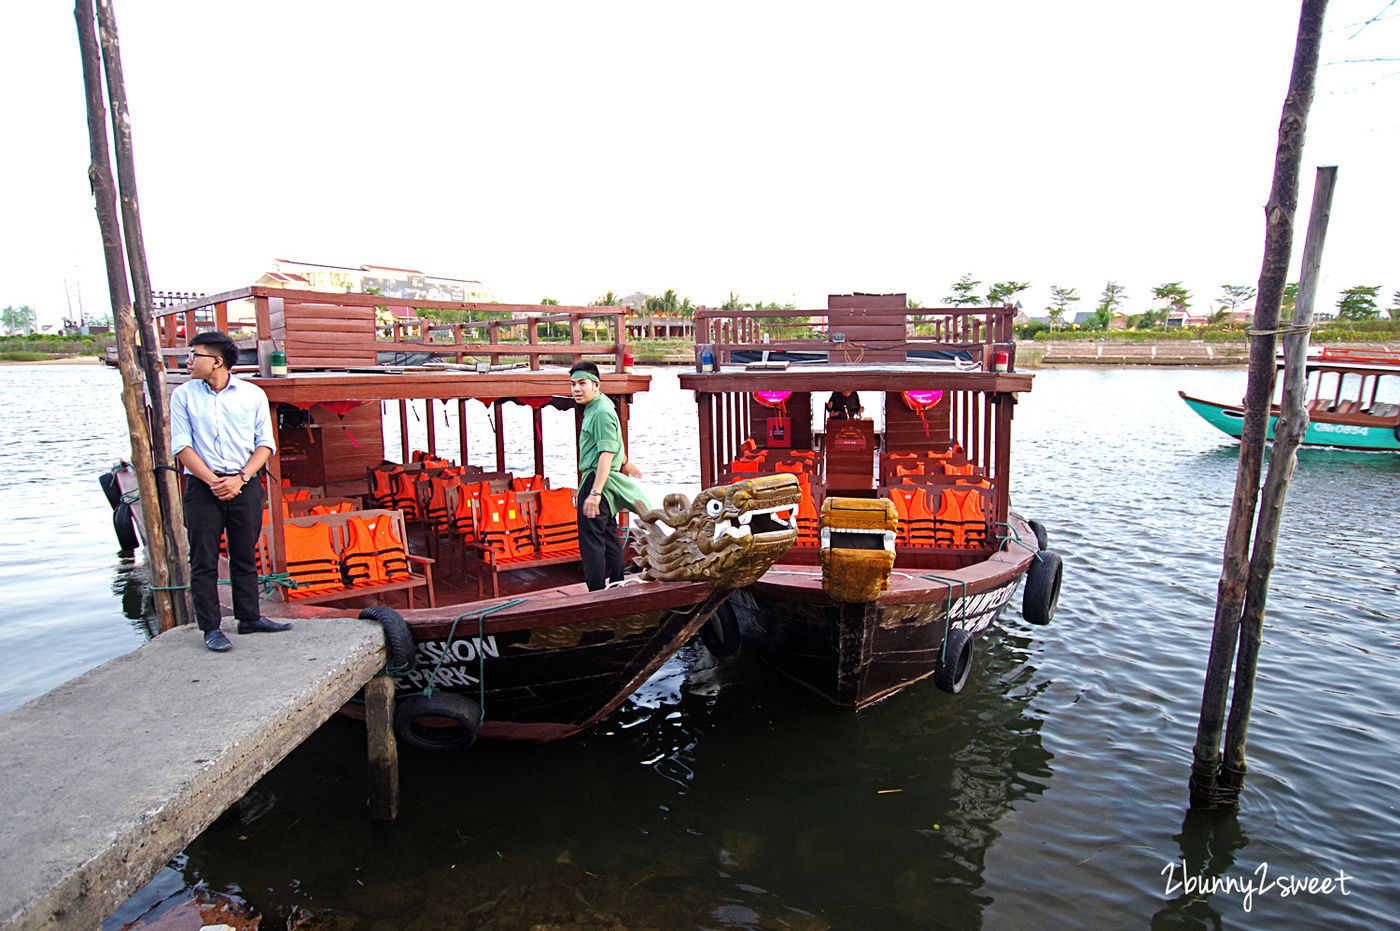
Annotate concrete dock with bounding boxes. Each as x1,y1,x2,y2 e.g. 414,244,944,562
0,618,388,931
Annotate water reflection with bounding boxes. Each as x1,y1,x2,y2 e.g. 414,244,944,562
163,630,1051,930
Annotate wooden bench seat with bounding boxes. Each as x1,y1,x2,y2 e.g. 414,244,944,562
467,489,584,598
259,508,435,608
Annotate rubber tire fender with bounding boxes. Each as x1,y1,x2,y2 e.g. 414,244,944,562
1023,550,1063,626
1028,519,1048,551
359,606,417,673
934,626,974,694
99,468,122,510
697,601,741,657
113,499,140,552
394,693,483,753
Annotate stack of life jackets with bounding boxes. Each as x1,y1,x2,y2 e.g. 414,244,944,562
884,484,990,550
280,514,412,599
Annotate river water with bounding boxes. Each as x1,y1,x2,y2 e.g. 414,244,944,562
2,362,1397,930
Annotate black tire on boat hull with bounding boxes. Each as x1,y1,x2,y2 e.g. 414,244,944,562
359,606,417,673
1028,519,1048,551
934,627,974,694
394,693,483,752
99,469,122,510
698,602,741,657
113,499,140,552
1023,550,1063,626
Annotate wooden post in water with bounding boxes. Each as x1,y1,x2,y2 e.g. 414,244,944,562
364,675,399,821
1221,166,1337,791
94,0,192,630
1190,0,1328,810
75,0,186,633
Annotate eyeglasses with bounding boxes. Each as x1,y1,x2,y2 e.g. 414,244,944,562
187,352,220,362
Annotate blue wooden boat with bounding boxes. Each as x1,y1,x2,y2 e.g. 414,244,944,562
1180,347,1400,452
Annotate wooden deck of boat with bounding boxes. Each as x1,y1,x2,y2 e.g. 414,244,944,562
0,618,387,931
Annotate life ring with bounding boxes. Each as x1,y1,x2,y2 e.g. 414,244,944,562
1022,550,1063,626
934,626,974,694
1028,519,1048,551
359,606,417,673
394,693,483,752
698,602,741,657
113,499,140,552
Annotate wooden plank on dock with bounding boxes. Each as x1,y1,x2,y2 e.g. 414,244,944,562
0,618,386,931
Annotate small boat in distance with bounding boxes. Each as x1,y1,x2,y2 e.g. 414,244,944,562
1180,346,1400,452
678,293,1063,710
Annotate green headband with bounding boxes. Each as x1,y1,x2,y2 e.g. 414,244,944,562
570,371,600,383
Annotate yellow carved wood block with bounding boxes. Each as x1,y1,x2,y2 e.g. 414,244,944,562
820,497,898,603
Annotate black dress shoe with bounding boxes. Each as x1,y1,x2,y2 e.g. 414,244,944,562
237,616,292,634
205,629,232,652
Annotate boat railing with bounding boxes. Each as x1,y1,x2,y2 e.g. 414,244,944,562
145,286,630,372
694,305,1016,369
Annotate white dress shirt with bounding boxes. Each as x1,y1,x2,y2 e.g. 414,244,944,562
170,375,276,474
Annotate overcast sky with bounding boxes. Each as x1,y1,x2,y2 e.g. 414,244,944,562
2,1,1395,328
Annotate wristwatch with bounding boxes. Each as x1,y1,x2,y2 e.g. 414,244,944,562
589,491,602,497
238,470,250,483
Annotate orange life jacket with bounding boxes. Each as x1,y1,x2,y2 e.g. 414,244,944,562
934,488,988,549
283,521,343,599
536,486,580,554
309,501,354,515
452,481,487,543
392,471,424,519
795,476,819,546
895,462,927,476
369,466,403,508
886,486,935,547
476,490,533,559
425,474,462,531
512,474,545,493
343,514,410,586
942,462,976,475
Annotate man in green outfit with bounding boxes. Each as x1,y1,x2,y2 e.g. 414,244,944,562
570,361,651,590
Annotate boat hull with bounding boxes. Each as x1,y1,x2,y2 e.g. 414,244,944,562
278,582,722,742
1179,391,1400,451
731,515,1037,709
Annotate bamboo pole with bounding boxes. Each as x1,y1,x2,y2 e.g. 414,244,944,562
75,0,184,633
92,0,192,629
1220,166,1337,792
1190,0,1328,810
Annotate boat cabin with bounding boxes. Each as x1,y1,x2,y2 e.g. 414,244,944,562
152,287,647,606
680,293,1035,571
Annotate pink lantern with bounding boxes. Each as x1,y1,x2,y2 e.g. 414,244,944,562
753,390,792,408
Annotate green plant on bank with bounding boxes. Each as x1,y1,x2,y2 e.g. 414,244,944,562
0,333,114,356
1020,318,1400,343
0,351,53,362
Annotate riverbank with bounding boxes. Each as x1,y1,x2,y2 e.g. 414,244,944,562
0,354,102,365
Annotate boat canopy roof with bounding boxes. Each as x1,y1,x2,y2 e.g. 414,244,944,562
174,367,651,407
680,363,1032,395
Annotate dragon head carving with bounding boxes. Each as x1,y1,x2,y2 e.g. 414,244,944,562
629,474,802,588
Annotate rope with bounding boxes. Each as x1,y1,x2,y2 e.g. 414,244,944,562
1246,322,1314,337
993,521,1039,556
920,573,968,663
219,571,300,603
416,598,529,721
147,583,190,591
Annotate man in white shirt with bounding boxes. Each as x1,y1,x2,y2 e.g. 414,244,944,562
171,331,289,651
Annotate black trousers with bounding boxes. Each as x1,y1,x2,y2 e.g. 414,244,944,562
184,478,264,632
577,472,624,591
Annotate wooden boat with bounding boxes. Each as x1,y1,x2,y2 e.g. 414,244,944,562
1179,346,1400,452
130,288,799,747
678,294,1063,710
